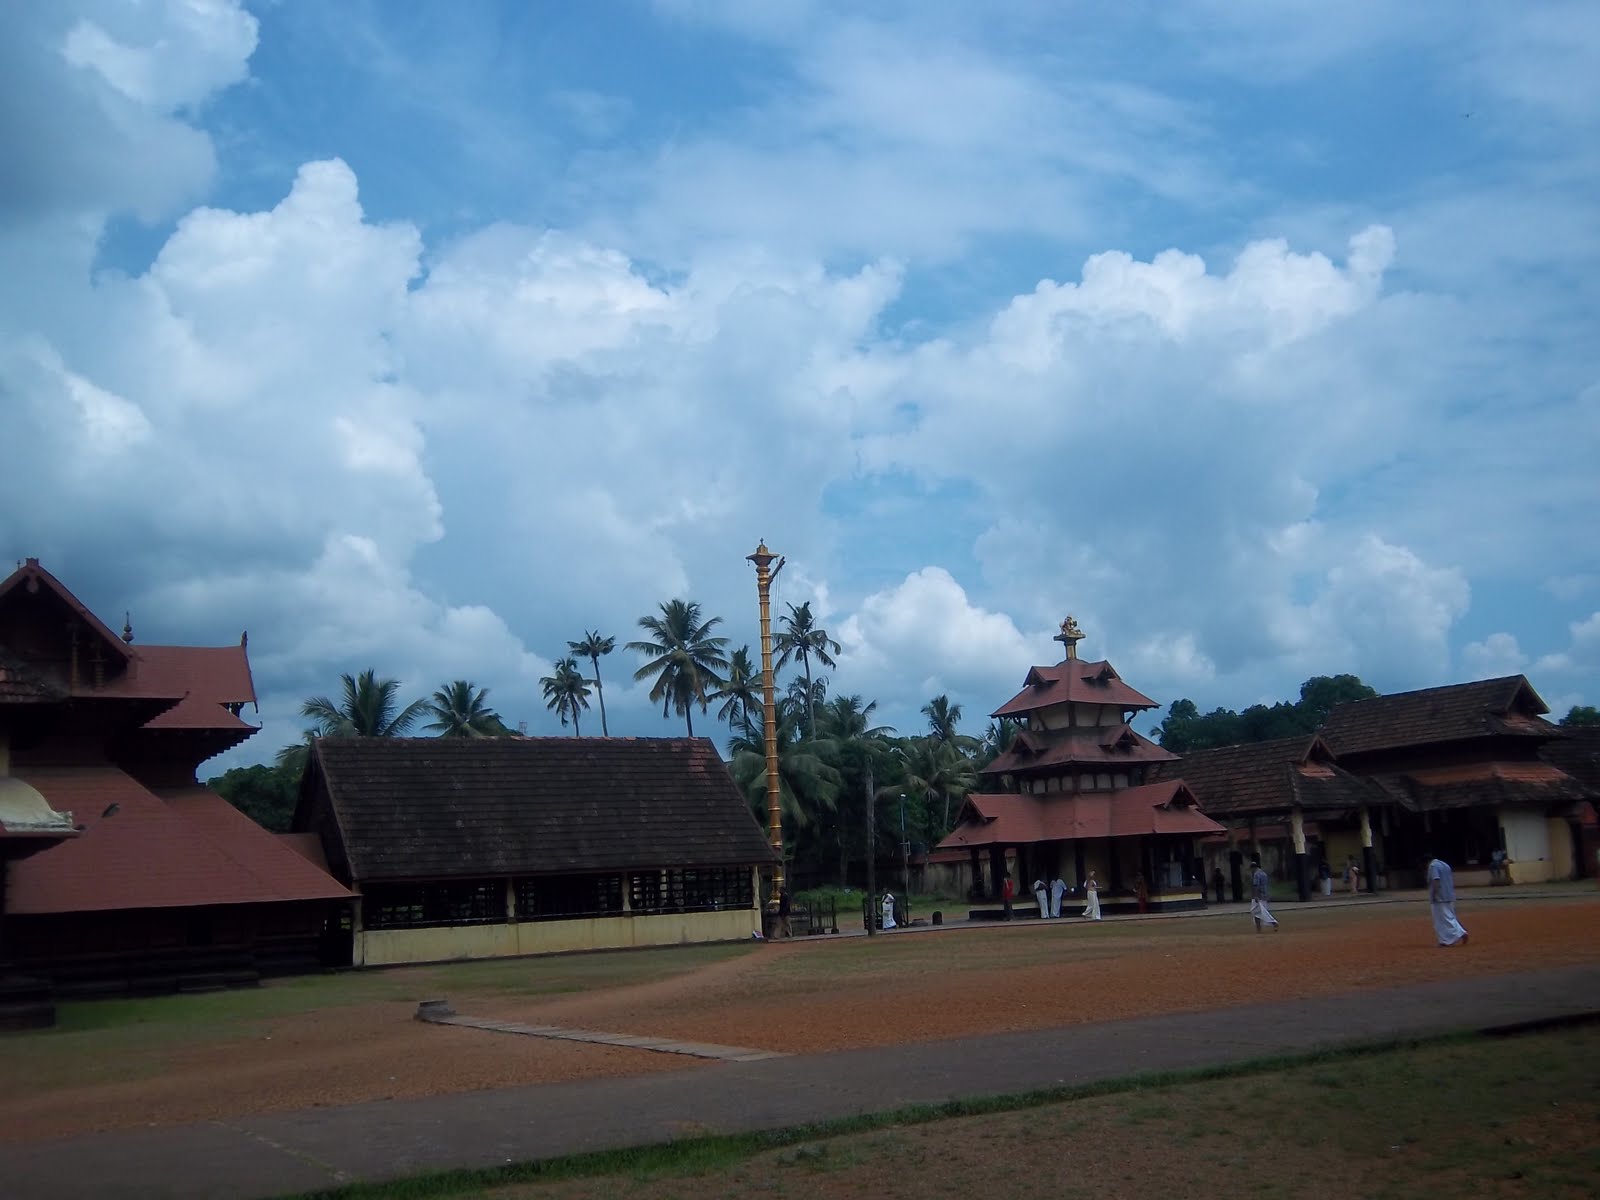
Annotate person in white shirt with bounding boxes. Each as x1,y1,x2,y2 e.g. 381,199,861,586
1249,859,1279,932
1082,871,1102,920
880,892,897,930
1426,856,1468,947
1032,878,1049,919
1049,875,1067,918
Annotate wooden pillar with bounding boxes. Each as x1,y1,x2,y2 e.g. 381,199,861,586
1360,805,1377,893
1228,824,1243,902
505,879,518,923
1291,807,1310,901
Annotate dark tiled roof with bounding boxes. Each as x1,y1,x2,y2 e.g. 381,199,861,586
1318,676,1554,757
309,737,777,882
1377,761,1593,813
1541,727,1600,793
983,723,1177,776
1150,735,1395,818
991,659,1159,717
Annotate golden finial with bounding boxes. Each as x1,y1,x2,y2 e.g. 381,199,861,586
1054,615,1085,660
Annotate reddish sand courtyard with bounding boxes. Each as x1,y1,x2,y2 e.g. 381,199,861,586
2,895,1596,1143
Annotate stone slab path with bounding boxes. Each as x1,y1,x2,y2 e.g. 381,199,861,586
419,1010,787,1062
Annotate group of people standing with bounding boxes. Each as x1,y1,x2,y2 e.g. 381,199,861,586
1006,874,1104,920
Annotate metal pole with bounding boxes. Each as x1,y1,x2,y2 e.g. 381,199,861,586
900,792,909,894
747,542,785,929
865,761,876,937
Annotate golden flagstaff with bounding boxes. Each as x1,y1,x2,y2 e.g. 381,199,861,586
747,540,785,932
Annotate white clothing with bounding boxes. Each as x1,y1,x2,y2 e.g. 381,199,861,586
1426,858,1456,903
1431,901,1467,946
1049,878,1067,918
881,894,897,930
1082,882,1102,920
1321,877,1333,897
1249,898,1279,928
1033,881,1049,919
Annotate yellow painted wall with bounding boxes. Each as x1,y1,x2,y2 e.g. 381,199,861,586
1501,807,1552,880
355,907,760,967
1547,818,1575,882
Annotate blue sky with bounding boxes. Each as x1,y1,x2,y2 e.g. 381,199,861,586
2,0,1597,766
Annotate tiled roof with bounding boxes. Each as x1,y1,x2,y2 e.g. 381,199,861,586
1376,761,1593,813
1540,727,1600,794
983,723,1178,776
6,770,352,913
1318,676,1555,758
935,780,1222,850
1150,735,1395,818
307,737,778,883
98,644,257,731
991,659,1159,718
0,559,133,670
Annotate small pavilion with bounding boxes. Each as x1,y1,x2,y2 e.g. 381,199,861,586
939,617,1223,912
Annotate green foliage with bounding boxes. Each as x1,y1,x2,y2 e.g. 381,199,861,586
712,645,761,738
775,601,840,739
568,630,615,736
423,679,508,737
277,668,429,779
1156,673,1378,752
729,697,841,831
628,598,730,736
540,656,592,735
208,762,299,832
1559,704,1600,727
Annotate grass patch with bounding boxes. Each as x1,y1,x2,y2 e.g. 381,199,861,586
281,1024,1600,1200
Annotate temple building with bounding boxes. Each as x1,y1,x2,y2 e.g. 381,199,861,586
0,560,353,998
938,617,1223,912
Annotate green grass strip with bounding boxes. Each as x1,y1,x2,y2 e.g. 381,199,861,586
283,1016,1600,1200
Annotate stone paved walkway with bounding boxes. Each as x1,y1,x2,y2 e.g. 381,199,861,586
419,1010,787,1062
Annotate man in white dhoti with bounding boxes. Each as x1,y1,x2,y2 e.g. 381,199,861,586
1249,859,1279,932
1049,875,1067,918
1426,856,1468,946
1032,878,1049,918
880,892,897,930
1082,871,1102,920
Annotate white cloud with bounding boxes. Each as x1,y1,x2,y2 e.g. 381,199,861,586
1461,633,1528,679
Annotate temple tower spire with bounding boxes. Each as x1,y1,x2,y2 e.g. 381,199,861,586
1054,614,1085,661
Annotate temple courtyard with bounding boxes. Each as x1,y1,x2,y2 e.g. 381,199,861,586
2,888,1597,1153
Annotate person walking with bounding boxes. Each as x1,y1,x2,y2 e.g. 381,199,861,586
1032,877,1049,919
1134,872,1150,914
1082,871,1102,920
1249,858,1279,932
1426,854,1469,947
1049,875,1067,918
1212,865,1226,905
1345,855,1362,894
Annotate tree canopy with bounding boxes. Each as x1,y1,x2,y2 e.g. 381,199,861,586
1560,705,1600,727
1155,674,1378,753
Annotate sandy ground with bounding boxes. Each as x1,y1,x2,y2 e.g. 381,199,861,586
3,895,1596,1144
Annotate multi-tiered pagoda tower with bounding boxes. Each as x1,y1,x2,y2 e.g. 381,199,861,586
939,617,1222,911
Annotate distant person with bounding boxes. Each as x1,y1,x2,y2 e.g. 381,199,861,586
881,891,897,931
1134,872,1149,914
1082,871,1102,920
1318,859,1333,897
1249,858,1279,933
1002,875,1015,921
1050,875,1067,918
1426,855,1468,947
1489,847,1507,886
1212,866,1226,905
1345,856,1362,894
1032,878,1049,919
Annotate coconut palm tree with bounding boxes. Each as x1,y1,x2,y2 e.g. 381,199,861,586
728,697,841,831
302,669,428,739
627,599,729,737
567,631,615,736
775,601,839,740
712,645,761,739
899,735,978,835
541,657,592,735
424,679,507,737
818,694,896,883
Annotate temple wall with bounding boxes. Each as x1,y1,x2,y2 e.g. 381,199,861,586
354,907,760,967
1500,807,1553,881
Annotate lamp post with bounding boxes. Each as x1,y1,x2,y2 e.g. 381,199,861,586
747,541,785,934
899,792,910,894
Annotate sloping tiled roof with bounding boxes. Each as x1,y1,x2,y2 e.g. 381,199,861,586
1541,727,1600,794
6,770,352,913
1150,735,1395,818
936,781,1222,850
1318,676,1555,758
984,723,1178,776
309,737,777,882
0,559,133,670
1376,761,1593,813
991,659,1159,718
97,644,257,731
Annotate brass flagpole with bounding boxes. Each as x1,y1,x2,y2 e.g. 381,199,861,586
747,541,785,932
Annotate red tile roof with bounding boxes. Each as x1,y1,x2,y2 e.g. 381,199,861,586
936,780,1222,850
1318,676,1554,758
991,659,1159,718
95,644,257,731
1375,762,1592,813
6,769,351,913
983,723,1178,776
